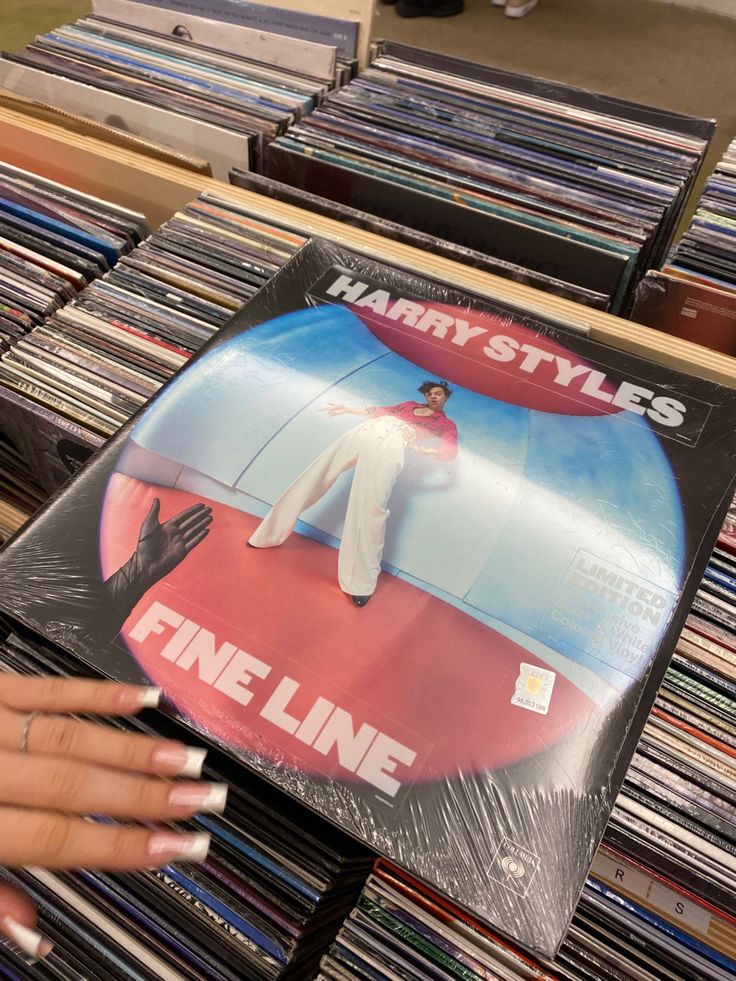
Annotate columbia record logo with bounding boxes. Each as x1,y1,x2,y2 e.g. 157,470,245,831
501,855,526,881
490,837,540,897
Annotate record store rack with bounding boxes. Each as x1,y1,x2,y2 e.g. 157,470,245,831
632,136,736,357
265,39,716,317
0,0,719,318
0,43,733,981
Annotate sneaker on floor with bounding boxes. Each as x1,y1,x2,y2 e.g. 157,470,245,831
395,0,464,17
505,0,538,15
491,0,506,6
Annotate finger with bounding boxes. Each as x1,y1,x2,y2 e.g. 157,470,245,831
142,497,160,527
0,883,36,930
170,521,212,551
177,511,213,537
0,749,227,820
0,675,161,716
0,806,211,870
175,514,213,541
182,529,210,553
0,882,51,961
0,706,207,778
168,503,211,528
181,523,211,546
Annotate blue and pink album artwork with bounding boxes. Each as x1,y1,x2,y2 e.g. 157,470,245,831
3,241,735,955
98,256,686,809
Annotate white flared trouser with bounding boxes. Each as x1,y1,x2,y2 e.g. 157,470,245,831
249,416,412,595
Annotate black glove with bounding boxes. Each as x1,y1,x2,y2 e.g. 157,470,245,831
103,499,212,632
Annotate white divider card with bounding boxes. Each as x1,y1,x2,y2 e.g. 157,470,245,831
91,0,338,80
111,0,360,60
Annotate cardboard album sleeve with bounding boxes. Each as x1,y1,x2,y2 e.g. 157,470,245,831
1,240,735,955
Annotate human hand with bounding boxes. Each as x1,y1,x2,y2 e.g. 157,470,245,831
135,499,213,584
103,499,213,633
0,674,226,960
322,402,348,416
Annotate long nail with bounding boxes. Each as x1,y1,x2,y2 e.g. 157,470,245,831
0,916,53,960
136,687,162,708
151,745,207,778
168,783,228,814
147,832,211,863
117,686,161,712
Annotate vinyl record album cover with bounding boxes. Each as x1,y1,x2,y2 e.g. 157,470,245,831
1,240,735,956
631,270,736,356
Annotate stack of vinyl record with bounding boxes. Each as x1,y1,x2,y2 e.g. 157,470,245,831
228,169,617,308
630,138,736,356
266,40,715,315
0,190,305,494
0,160,146,351
588,525,736,981
0,0,357,182
0,618,375,981
0,172,734,981
323,793,735,981
0,429,46,542
719,495,736,555
576,845,735,980
320,861,559,981
0,160,147,537
664,137,736,291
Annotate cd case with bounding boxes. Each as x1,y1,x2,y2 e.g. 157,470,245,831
0,239,735,956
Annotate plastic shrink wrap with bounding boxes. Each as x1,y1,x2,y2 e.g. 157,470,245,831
0,239,735,956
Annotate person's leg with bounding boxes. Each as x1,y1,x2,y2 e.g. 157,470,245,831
505,0,539,16
395,0,464,18
337,428,406,598
249,431,358,547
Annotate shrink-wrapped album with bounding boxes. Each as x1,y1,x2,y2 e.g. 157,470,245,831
1,240,735,955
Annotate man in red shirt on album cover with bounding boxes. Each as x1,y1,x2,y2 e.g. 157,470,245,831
248,380,458,606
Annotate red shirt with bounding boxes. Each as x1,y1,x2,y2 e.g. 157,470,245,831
372,401,458,461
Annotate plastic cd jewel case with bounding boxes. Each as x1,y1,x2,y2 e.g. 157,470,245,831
0,239,735,956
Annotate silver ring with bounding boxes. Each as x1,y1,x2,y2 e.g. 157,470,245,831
19,711,40,754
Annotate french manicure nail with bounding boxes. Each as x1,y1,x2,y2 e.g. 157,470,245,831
0,916,53,960
147,832,211,863
137,687,162,708
152,745,207,778
168,783,228,814
118,686,161,711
